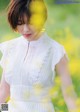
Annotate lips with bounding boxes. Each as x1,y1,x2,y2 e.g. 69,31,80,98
23,33,32,38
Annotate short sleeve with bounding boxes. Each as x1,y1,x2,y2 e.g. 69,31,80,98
51,41,70,71
0,42,9,68
0,37,21,69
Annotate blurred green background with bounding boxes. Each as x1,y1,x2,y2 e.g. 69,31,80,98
0,0,80,112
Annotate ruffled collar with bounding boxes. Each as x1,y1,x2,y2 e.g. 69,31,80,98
21,32,50,47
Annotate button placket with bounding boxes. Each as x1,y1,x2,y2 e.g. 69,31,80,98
19,41,31,84
23,41,30,62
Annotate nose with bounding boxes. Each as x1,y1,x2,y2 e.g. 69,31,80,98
23,24,30,33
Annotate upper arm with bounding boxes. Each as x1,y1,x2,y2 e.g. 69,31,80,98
0,42,10,102
51,41,72,89
51,41,69,72
55,54,70,76
0,70,10,103
55,54,73,93
0,71,10,96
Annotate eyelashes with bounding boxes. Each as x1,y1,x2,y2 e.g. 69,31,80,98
17,20,25,25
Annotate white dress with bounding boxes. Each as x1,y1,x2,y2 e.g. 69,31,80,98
0,32,69,112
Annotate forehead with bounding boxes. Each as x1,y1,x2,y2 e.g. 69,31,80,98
18,13,29,23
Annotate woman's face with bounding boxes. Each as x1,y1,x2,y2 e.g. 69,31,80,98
16,14,44,42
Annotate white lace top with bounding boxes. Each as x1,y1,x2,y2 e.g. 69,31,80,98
0,32,69,103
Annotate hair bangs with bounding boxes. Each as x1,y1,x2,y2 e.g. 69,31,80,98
14,6,31,26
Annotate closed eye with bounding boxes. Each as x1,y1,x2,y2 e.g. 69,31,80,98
17,20,25,25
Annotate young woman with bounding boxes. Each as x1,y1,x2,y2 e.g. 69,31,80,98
0,0,78,112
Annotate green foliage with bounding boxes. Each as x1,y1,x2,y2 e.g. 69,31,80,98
0,0,9,11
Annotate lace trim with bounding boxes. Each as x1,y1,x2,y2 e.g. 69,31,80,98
28,46,52,85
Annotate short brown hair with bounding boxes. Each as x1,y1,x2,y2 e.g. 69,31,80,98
7,0,47,31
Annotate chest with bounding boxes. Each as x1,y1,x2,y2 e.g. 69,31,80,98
4,43,54,87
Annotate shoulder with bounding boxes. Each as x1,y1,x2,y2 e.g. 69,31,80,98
50,38,66,58
48,37,64,52
45,33,63,49
45,33,65,54
0,36,22,54
0,36,22,67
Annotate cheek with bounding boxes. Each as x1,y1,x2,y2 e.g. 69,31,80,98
17,26,23,33
29,25,34,31
29,25,38,33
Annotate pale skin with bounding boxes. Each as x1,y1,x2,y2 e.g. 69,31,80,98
55,55,78,112
0,16,78,111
